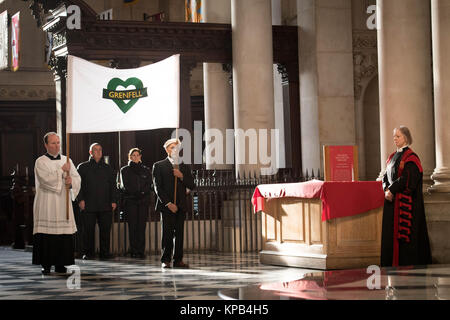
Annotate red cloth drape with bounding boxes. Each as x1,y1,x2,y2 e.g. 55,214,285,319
252,180,384,221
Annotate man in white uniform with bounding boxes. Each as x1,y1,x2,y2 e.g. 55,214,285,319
32,132,81,275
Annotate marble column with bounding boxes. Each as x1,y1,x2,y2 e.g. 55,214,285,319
429,0,450,193
202,0,233,170
377,0,435,187
298,0,356,177
231,0,276,177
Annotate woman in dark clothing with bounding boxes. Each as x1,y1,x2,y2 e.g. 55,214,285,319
119,148,152,258
381,126,432,267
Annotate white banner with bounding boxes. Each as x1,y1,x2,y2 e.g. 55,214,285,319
0,11,7,70
67,54,180,133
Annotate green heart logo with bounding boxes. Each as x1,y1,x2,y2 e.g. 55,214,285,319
103,77,148,114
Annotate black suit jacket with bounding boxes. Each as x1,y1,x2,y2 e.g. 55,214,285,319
152,158,195,213
77,157,118,212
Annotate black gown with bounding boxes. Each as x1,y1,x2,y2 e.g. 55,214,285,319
380,147,432,267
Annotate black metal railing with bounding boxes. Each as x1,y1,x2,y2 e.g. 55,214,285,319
3,167,324,256
109,167,323,256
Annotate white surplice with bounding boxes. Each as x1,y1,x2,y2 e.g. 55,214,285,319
33,155,81,235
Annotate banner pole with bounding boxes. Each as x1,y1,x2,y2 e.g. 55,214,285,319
66,133,70,220
173,128,179,205
118,131,122,170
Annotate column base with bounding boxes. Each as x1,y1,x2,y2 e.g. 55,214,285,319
429,168,450,193
424,192,450,264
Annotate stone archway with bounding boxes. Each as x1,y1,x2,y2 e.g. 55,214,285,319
362,75,380,181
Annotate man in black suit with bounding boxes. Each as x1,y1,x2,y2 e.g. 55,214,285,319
152,138,195,268
77,143,118,260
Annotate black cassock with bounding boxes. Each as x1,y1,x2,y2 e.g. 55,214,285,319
381,147,432,267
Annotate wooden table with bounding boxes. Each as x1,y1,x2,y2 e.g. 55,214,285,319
253,180,384,270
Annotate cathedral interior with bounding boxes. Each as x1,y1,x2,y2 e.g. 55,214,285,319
1,0,450,303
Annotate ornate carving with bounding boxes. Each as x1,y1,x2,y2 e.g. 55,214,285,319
0,86,55,100
48,55,67,79
26,0,97,27
353,30,378,100
277,63,289,84
109,58,141,69
52,31,67,49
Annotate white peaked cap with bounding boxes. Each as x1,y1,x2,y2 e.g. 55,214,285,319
163,138,181,149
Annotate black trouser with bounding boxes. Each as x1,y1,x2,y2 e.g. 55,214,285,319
83,211,112,257
160,208,185,263
125,200,148,255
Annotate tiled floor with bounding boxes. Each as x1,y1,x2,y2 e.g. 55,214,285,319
2,246,450,300
0,247,312,300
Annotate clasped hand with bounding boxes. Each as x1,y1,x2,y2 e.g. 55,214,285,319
173,168,183,179
168,202,178,213
385,190,393,202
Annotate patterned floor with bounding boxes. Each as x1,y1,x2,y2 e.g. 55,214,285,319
0,246,313,300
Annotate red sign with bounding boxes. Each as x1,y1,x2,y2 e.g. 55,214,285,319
11,12,19,72
324,145,357,182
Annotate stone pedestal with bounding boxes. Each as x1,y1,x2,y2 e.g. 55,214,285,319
424,193,450,264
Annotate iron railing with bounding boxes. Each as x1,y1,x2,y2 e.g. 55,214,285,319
4,167,324,256
108,167,323,256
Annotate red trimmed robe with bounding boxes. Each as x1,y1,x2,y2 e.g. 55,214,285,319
381,147,432,267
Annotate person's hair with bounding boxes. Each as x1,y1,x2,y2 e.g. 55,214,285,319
43,132,59,144
128,147,142,160
89,143,101,153
394,126,413,145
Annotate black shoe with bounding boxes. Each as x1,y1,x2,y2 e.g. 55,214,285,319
41,266,51,275
55,266,66,273
162,261,171,269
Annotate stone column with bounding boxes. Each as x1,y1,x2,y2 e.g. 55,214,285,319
202,0,233,170
424,0,450,265
429,0,450,193
272,0,287,169
298,0,356,177
377,0,435,186
231,0,276,177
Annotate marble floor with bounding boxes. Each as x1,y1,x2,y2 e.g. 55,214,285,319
1,246,449,301
0,247,312,300
219,264,450,300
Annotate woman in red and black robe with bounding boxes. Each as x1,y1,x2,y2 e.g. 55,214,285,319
381,126,432,267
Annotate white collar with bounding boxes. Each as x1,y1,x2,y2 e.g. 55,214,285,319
396,145,409,153
167,156,174,164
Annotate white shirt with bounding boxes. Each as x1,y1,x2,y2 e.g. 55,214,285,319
396,145,409,153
